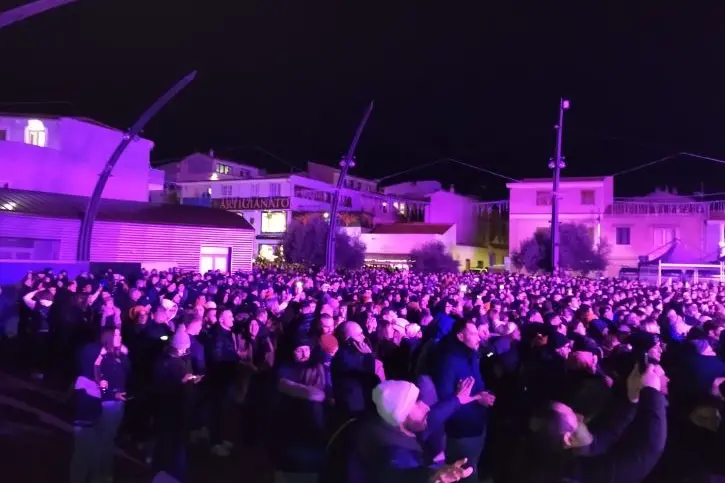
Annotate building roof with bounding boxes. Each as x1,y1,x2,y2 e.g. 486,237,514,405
0,188,253,230
369,223,453,235
0,112,125,133
518,176,609,183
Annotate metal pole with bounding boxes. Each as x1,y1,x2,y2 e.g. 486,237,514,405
77,71,197,261
550,98,569,274
0,0,79,30
325,101,374,271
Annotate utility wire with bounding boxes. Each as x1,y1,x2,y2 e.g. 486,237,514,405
609,154,680,177
376,157,520,184
444,158,521,182
681,152,725,165
610,151,725,178
375,158,448,182
216,145,303,173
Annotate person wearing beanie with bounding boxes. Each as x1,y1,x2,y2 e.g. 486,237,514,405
152,324,199,483
629,331,662,364
333,380,474,483
272,336,328,481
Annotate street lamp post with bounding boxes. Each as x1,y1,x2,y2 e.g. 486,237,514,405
549,98,570,274
325,101,374,271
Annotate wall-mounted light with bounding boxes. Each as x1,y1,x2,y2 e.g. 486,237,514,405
323,212,330,219
210,173,219,181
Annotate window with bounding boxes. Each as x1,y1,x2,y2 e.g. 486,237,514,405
615,227,631,245
200,246,229,273
0,130,6,141
261,211,287,233
0,237,60,260
24,119,47,147
489,252,496,267
653,227,676,247
215,164,231,175
250,184,260,196
536,191,552,206
258,244,277,261
580,190,595,205
220,185,233,196
269,183,281,196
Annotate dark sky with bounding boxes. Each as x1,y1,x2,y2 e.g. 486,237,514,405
3,1,725,199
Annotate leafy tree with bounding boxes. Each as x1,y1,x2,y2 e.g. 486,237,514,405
409,241,459,274
512,223,609,274
282,215,366,269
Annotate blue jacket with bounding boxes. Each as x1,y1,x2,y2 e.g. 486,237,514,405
431,338,488,439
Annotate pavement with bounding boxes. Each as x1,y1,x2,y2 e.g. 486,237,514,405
0,361,273,482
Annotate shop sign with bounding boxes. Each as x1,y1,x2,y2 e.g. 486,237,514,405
213,196,291,211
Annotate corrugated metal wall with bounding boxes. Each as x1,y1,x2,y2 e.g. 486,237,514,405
0,214,79,260
91,221,254,271
0,214,254,272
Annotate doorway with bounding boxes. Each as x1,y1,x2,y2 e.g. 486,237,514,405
200,246,230,274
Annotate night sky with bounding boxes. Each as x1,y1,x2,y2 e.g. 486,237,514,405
3,1,725,200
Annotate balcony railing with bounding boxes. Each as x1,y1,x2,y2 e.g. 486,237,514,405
606,200,725,216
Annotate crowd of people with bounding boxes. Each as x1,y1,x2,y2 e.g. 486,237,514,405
2,266,725,483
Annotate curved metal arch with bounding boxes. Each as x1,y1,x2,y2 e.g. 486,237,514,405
76,71,197,261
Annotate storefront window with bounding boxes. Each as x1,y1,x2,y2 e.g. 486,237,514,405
258,244,279,261
261,211,287,233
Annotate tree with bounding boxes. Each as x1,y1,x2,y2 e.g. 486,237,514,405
282,215,366,269
409,241,459,274
512,223,610,274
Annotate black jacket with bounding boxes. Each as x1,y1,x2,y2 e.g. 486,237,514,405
323,396,462,483
513,387,666,483
355,416,431,483
330,342,379,419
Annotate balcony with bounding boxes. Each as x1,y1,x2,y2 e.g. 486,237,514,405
606,200,725,217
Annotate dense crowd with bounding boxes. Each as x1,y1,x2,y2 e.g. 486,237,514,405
3,266,725,483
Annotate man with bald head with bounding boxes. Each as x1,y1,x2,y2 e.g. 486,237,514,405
331,322,384,424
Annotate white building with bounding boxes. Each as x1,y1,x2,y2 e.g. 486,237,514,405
163,155,430,259
0,114,162,201
0,118,256,275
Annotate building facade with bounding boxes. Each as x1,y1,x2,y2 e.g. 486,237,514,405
0,114,161,202
507,176,725,275
164,155,430,259
0,189,255,274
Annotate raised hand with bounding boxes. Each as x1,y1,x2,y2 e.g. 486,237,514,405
430,458,474,483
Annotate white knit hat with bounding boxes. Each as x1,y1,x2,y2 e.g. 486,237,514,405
405,323,422,338
161,298,178,320
372,380,420,427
